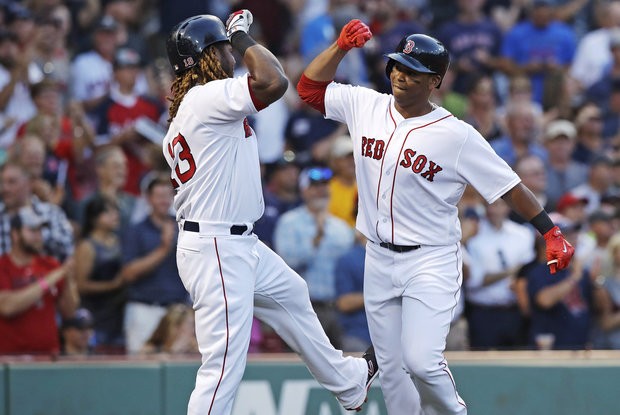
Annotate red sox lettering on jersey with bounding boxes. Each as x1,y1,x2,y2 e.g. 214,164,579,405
361,136,443,182
400,149,443,182
325,83,520,247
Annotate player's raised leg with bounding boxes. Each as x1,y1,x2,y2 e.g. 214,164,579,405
252,239,376,411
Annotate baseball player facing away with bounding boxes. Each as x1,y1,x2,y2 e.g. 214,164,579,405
162,11,378,415
298,20,575,415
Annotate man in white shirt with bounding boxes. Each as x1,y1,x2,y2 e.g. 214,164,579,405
0,29,40,150
465,198,535,349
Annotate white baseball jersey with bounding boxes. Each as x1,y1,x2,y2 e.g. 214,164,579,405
325,83,521,246
164,73,372,415
162,73,264,224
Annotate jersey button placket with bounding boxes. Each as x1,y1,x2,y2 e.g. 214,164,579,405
377,180,393,238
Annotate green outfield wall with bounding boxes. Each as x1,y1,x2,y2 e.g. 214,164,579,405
1,352,619,415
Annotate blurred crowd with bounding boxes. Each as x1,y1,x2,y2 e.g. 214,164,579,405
4,0,620,357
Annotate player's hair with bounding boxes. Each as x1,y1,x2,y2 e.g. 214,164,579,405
167,46,228,123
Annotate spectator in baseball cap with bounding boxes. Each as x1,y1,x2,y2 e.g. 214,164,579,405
298,166,333,190
543,119,589,208
579,209,616,270
69,13,121,114
61,308,95,356
555,192,587,224
0,205,77,356
10,205,49,230
569,154,614,214
5,3,35,50
274,164,353,349
94,14,119,32
573,103,605,165
556,192,588,214
113,46,141,69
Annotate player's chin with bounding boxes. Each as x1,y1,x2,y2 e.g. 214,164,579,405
391,83,406,93
391,87,409,102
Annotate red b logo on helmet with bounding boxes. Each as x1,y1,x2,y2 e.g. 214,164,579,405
403,40,415,54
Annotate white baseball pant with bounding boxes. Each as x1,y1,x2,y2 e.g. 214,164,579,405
364,241,467,415
176,229,369,415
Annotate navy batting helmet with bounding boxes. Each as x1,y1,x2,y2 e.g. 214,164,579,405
167,15,228,76
385,34,450,88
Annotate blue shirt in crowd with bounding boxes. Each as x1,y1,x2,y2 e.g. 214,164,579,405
525,261,592,350
274,206,354,302
502,20,576,104
122,216,187,305
334,243,371,346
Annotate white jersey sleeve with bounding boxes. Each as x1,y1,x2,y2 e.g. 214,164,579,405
185,73,258,124
325,82,388,127
455,125,521,204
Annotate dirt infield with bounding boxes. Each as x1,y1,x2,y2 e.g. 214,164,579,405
242,349,620,367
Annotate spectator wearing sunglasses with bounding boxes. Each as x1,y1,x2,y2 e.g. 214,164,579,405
274,166,355,348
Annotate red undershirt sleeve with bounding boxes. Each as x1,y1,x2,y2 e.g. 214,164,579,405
296,73,332,115
247,76,267,111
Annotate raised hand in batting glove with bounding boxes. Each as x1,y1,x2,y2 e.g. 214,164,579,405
543,225,575,274
226,9,253,39
337,19,372,51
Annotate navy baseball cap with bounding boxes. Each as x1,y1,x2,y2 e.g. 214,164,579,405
94,14,119,32
10,206,48,229
62,308,94,330
114,47,141,68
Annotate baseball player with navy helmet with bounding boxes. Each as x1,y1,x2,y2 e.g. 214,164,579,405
298,20,575,415
162,10,378,415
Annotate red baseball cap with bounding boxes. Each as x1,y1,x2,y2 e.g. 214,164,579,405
556,193,588,212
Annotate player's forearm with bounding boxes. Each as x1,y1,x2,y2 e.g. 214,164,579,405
120,247,168,283
600,311,620,331
535,277,577,309
501,183,546,227
303,43,348,82
58,281,79,319
0,285,45,317
336,292,365,313
0,268,64,317
481,269,514,286
76,277,121,295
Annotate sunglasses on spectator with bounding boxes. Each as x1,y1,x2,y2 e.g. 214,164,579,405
298,167,333,191
306,167,333,183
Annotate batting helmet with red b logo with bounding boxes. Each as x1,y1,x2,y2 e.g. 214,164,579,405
385,34,450,88
167,15,229,76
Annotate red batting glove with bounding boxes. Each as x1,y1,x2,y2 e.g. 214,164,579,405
337,19,372,51
543,226,575,274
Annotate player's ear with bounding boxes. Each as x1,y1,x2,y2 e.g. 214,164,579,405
429,74,441,90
